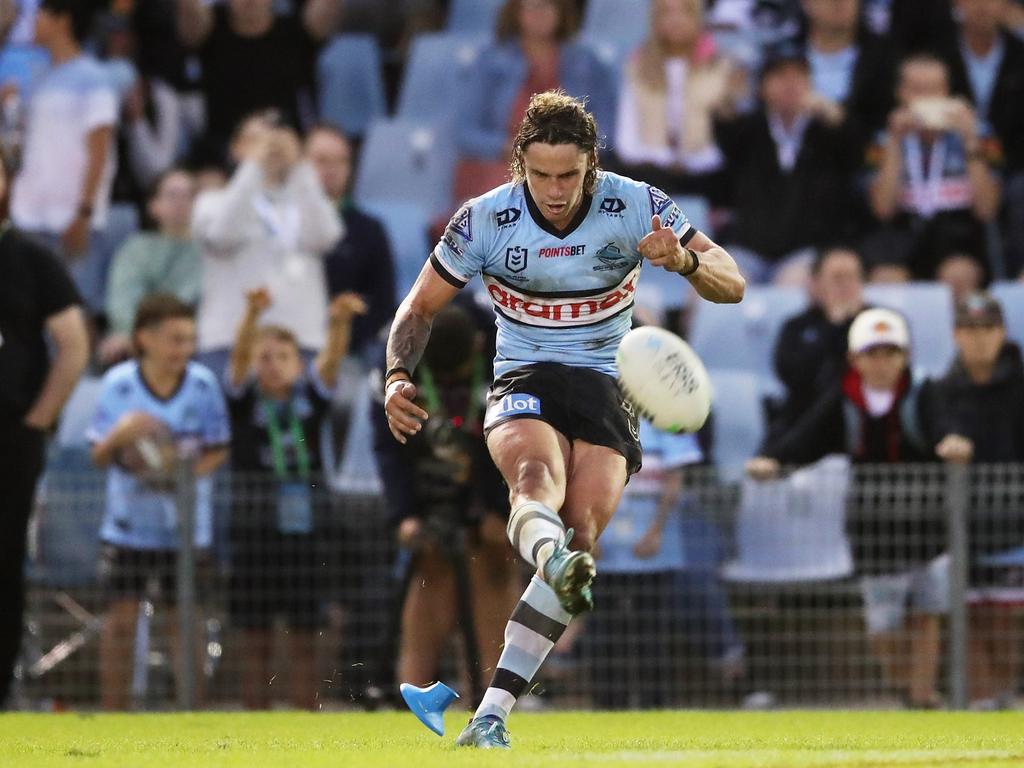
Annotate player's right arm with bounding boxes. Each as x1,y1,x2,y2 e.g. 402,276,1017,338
383,263,461,443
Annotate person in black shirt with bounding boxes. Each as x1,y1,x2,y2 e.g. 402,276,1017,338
177,0,343,164
225,284,365,710
0,158,89,705
769,246,867,439
305,125,396,361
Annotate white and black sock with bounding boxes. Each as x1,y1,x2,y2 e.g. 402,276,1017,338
506,500,565,572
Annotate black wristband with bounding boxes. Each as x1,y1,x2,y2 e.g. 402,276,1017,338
679,248,700,277
384,366,412,384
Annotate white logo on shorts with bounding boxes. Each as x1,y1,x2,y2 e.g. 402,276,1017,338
485,393,542,428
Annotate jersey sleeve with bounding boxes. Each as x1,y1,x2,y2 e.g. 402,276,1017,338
429,202,487,287
198,377,231,448
85,373,124,445
659,430,704,468
645,185,697,246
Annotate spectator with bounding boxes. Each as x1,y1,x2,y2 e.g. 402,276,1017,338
747,308,950,708
866,259,912,284
866,54,1001,279
225,286,365,710
589,419,745,708
770,246,867,439
0,156,89,706
458,0,615,196
177,0,343,164
87,294,230,711
941,0,1024,277
714,47,861,286
799,0,896,145
101,169,200,366
192,113,343,375
614,0,739,199
930,292,1024,709
372,304,521,694
936,250,986,301
10,0,118,313
305,125,397,360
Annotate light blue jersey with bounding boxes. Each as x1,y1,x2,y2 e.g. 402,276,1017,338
430,172,695,377
87,361,230,550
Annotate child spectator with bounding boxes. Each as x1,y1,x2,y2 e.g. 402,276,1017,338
88,294,230,710
225,286,365,710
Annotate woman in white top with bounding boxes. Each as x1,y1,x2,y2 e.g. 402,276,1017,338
615,0,742,178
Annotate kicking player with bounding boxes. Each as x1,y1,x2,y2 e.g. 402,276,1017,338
384,90,744,748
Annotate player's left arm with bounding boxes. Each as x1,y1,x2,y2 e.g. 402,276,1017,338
638,216,745,304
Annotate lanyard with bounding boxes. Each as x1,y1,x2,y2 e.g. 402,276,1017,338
904,134,947,219
417,356,484,430
262,398,310,480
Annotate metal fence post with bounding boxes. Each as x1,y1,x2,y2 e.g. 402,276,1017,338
945,463,969,710
175,459,197,710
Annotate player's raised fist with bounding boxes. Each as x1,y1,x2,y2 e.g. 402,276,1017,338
638,214,683,270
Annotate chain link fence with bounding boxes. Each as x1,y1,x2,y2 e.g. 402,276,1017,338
12,454,1024,712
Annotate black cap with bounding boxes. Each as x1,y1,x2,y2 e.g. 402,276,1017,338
760,43,810,79
955,292,1004,328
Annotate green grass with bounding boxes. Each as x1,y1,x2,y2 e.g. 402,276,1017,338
2,711,1024,767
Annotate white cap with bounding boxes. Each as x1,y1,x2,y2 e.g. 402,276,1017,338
847,308,910,354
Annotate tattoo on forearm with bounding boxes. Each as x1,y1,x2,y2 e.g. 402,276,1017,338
386,308,432,374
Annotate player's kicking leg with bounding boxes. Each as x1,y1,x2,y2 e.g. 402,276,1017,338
456,419,627,749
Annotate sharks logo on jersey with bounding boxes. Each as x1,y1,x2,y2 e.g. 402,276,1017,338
429,172,694,377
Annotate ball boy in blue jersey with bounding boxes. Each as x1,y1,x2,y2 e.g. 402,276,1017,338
88,294,230,710
383,91,745,748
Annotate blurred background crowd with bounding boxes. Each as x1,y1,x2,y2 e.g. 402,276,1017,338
1,0,1024,714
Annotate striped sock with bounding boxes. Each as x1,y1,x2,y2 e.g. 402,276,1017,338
506,500,565,571
474,575,573,722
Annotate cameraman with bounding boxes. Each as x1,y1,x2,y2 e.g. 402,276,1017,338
372,303,520,693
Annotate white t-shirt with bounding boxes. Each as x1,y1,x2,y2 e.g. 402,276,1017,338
11,55,118,232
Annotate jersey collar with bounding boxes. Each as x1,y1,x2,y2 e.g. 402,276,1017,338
523,184,593,240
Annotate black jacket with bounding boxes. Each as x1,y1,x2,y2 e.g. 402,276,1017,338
840,33,899,148
714,111,861,262
930,342,1024,462
770,304,865,439
942,29,1024,172
323,204,397,358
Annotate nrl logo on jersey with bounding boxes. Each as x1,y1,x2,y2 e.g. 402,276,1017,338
593,242,629,272
648,186,672,217
599,197,626,216
446,205,473,242
505,246,528,273
495,207,522,229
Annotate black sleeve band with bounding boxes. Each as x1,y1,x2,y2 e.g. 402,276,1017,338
678,226,697,248
429,253,468,288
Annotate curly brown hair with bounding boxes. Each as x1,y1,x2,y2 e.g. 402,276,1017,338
495,0,580,43
510,90,601,195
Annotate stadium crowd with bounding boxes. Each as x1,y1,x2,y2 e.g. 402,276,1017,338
1,0,1023,712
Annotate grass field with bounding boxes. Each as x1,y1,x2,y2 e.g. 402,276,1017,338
2,710,1024,767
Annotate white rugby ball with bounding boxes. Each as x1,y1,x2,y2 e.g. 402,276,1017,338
616,326,712,433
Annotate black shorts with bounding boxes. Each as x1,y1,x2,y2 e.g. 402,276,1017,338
228,529,325,630
484,362,642,474
99,545,180,604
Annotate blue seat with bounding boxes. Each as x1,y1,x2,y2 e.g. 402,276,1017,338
990,282,1024,350
317,34,387,138
359,200,432,298
688,285,807,392
354,119,457,220
863,283,956,378
637,196,710,311
398,33,486,121
446,0,504,33
582,0,650,56
708,370,764,483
